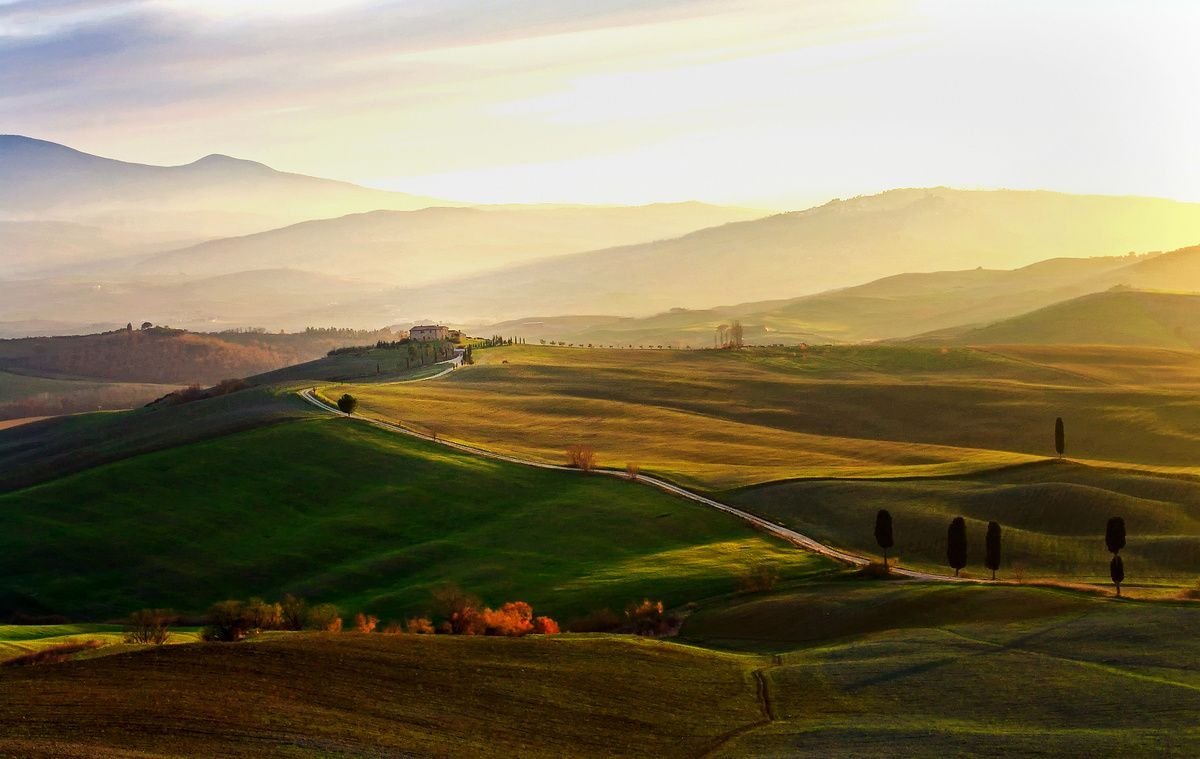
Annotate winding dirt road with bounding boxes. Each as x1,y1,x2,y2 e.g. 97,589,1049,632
298,384,968,583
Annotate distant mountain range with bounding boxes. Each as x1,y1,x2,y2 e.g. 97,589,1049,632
6,136,1200,341
0,135,446,265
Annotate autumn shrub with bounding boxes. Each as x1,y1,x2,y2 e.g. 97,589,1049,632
203,600,256,642
2,640,103,667
405,617,436,635
566,444,597,472
625,599,678,636
626,462,640,480
381,621,404,635
432,584,482,635
738,562,780,593
533,616,561,635
354,613,379,633
478,602,534,636
306,604,343,632
566,608,623,633
123,608,176,645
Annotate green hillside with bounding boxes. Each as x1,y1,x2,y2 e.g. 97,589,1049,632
0,414,830,621
726,460,1200,587
929,289,1200,349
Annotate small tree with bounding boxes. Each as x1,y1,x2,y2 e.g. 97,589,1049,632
1110,554,1125,597
280,594,308,631
874,509,894,568
947,517,968,577
626,462,640,481
1105,516,1126,555
1054,417,1065,457
337,394,357,414
203,600,255,642
984,521,1002,580
124,608,175,645
354,613,378,633
566,445,597,472
306,604,344,632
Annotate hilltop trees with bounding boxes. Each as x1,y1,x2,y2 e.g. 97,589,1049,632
985,521,1002,580
947,517,967,577
1055,417,1065,457
1106,516,1127,597
874,509,894,569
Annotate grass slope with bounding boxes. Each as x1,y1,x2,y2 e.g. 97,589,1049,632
727,460,1200,586
0,633,764,758
930,289,1200,349
2,583,1196,757
339,343,1200,488
0,414,831,621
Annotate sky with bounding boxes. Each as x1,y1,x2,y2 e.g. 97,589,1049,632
2,0,1198,208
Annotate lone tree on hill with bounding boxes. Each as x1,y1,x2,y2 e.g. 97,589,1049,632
984,521,1002,580
947,517,967,577
1110,555,1125,598
337,394,357,414
1054,417,1065,457
1105,516,1126,555
874,509,894,569
1105,515,1126,596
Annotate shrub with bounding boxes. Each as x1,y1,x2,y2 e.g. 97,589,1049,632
738,562,780,593
432,584,482,635
306,604,344,632
381,621,404,635
246,598,283,632
280,594,308,631
566,608,622,633
203,600,255,642
625,599,678,636
123,608,176,645
337,393,358,413
405,617,436,635
533,616,561,635
566,444,597,472
477,602,534,637
2,640,103,667
626,462,640,480
354,613,379,633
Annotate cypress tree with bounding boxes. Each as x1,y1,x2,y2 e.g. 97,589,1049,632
1105,516,1126,555
1110,555,1125,597
984,521,1002,580
947,517,967,577
1054,417,1065,457
874,510,894,569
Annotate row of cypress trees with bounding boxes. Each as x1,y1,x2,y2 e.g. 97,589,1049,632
873,509,1129,594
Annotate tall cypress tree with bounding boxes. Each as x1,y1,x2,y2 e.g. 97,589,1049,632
1054,417,1065,457
984,521,1002,580
874,510,894,569
1110,555,1125,598
1105,516,1126,555
947,517,967,577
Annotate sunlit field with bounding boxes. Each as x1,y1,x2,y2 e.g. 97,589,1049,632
331,343,1200,488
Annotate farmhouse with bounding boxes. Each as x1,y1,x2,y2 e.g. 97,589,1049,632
410,324,448,342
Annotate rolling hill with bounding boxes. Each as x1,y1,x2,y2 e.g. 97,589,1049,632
93,202,765,284
916,289,1200,349
396,188,1200,324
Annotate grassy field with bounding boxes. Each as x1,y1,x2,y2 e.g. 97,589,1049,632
0,624,198,660
0,368,176,419
0,413,832,622
728,459,1200,587
683,581,1200,756
334,343,1200,491
1,582,1195,757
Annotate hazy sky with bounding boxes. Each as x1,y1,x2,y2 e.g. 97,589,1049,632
3,0,1197,207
